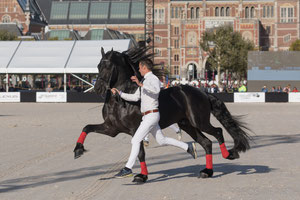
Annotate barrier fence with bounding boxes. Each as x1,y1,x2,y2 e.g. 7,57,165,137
0,92,298,103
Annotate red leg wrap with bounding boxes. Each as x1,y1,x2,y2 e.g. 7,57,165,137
206,154,213,169
77,132,87,144
140,162,148,175
220,143,230,158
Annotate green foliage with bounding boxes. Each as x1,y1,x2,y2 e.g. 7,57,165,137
48,37,59,40
0,30,18,41
200,26,255,78
289,39,300,51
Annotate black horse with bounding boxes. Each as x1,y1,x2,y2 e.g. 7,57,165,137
73,46,251,183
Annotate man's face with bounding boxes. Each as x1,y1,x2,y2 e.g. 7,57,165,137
139,63,148,76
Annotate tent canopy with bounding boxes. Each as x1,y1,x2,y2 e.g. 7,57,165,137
0,39,133,74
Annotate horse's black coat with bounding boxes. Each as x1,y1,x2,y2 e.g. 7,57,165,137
74,46,251,179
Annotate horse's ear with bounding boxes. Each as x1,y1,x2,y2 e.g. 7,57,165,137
101,47,105,58
108,49,113,60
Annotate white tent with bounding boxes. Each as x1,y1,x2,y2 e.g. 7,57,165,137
0,39,132,74
0,39,133,92
0,41,20,73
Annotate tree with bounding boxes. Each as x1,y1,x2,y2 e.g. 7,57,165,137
200,26,254,85
0,30,18,41
289,39,300,51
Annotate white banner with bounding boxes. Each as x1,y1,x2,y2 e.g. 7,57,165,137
289,93,300,102
0,92,20,102
36,92,67,103
234,92,265,103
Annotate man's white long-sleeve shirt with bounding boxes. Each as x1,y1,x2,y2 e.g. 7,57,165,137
120,72,160,113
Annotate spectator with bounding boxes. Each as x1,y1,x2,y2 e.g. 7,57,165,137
283,84,291,93
292,87,299,92
276,86,283,92
232,84,239,92
238,84,247,92
271,86,276,92
261,85,268,92
45,83,53,92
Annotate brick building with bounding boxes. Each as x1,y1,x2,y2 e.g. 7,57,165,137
0,0,46,35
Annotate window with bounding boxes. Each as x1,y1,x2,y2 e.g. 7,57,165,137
191,7,194,19
283,34,291,43
69,2,89,20
196,7,200,19
171,7,174,18
5,7,8,12
154,8,165,24
90,2,109,19
50,2,69,20
174,40,179,48
174,26,179,35
220,7,225,17
49,30,70,40
266,26,271,35
175,7,178,18
91,29,104,40
174,66,179,75
245,7,249,18
131,2,145,19
281,7,294,23
215,7,219,17
2,15,11,23
250,7,255,18
174,54,179,61
154,48,162,56
155,36,162,43
110,2,130,19
263,6,274,18
226,7,230,17
14,5,17,12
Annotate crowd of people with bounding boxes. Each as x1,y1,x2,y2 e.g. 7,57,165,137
261,84,299,93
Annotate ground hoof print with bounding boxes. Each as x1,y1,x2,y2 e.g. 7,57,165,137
73,143,86,159
198,168,213,178
226,149,240,160
132,174,148,184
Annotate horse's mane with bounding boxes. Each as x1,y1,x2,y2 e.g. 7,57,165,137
122,46,164,80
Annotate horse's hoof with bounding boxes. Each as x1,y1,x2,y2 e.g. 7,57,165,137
132,174,148,184
73,143,86,159
226,149,240,160
198,168,213,178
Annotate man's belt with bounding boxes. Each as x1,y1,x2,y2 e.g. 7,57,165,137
142,109,159,116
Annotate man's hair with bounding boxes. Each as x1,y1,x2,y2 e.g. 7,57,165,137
140,59,153,71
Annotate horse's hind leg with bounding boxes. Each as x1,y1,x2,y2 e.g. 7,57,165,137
133,141,148,184
202,123,239,160
178,120,214,178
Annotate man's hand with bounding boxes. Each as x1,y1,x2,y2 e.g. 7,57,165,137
111,88,120,95
131,76,143,87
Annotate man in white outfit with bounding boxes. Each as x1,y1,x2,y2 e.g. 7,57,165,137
111,59,197,178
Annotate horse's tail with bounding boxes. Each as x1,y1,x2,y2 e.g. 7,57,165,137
207,93,251,153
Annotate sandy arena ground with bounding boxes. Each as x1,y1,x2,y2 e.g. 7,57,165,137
0,103,300,200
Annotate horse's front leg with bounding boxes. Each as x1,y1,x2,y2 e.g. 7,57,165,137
132,141,148,184
74,122,116,159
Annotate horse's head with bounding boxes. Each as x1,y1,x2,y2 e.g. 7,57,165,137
94,48,116,94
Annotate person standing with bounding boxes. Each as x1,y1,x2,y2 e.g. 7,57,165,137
111,59,197,178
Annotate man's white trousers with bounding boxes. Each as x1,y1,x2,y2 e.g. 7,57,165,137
125,112,188,169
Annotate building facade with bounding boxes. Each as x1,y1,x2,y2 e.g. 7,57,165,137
2,0,300,80
0,0,46,35
154,0,300,80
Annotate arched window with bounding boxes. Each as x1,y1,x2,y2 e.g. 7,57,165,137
215,7,219,17
250,7,255,18
2,15,11,23
196,7,200,19
220,7,225,16
191,7,194,19
245,7,249,18
226,7,230,16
